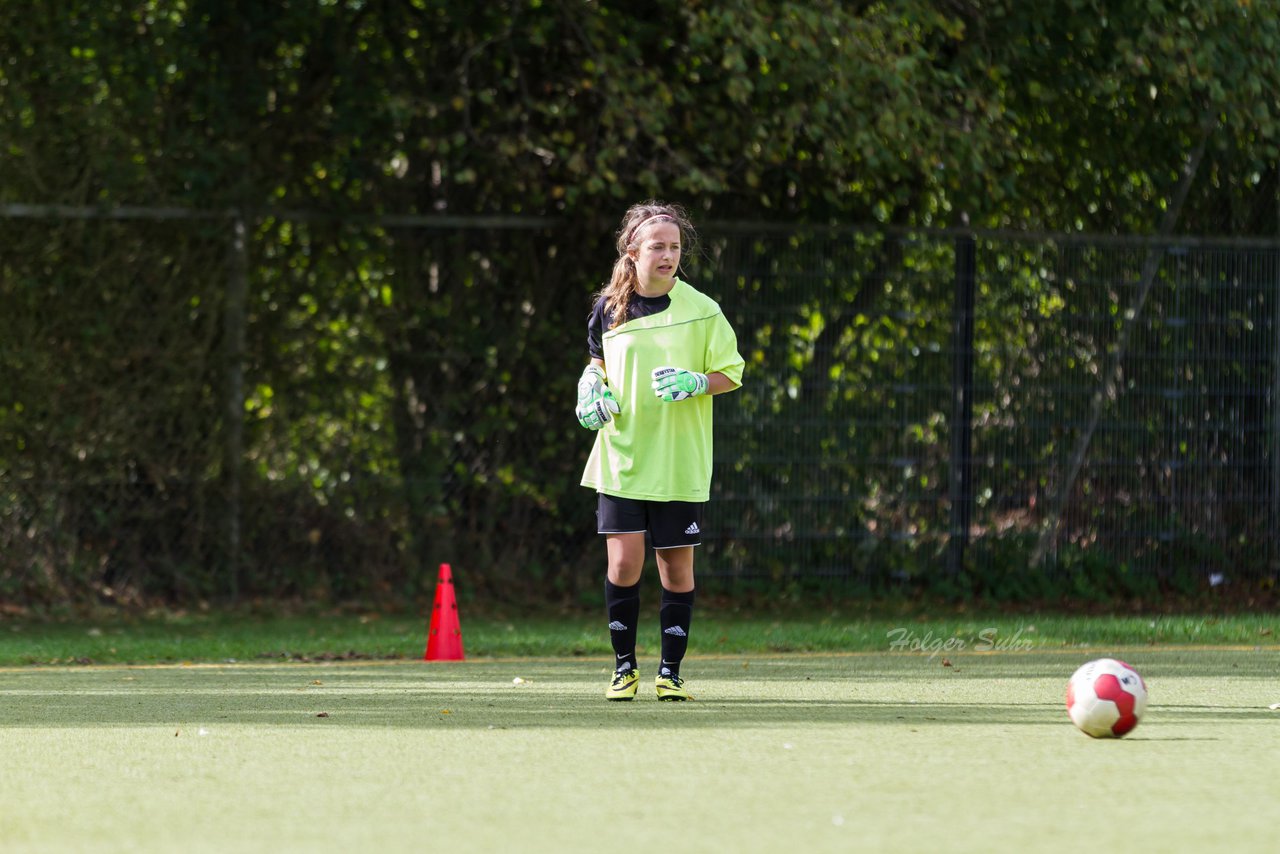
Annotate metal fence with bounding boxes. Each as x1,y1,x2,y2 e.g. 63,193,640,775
2,207,1277,604
705,229,1279,593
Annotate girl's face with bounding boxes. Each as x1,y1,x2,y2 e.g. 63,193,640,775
630,222,681,293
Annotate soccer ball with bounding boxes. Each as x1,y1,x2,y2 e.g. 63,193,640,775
1065,658,1148,738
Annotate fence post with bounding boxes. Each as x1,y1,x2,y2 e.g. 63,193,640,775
949,235,977,578
1272,248,1280,577
223,213,249,598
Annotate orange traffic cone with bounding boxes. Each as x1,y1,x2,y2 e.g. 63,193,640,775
424,563,465,661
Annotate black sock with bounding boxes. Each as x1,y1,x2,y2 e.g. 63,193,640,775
605,579,641,673
659,587,695,678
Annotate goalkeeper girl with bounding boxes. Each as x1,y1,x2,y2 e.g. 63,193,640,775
576,201,744,701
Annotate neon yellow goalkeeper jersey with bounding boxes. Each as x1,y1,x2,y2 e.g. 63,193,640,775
581,279,745,502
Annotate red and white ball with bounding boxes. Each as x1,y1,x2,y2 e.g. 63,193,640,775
1065,658,1148,738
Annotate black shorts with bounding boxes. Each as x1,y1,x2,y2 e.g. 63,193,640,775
596,493,704,550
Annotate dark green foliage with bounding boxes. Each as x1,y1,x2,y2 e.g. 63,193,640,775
3,2,1280,607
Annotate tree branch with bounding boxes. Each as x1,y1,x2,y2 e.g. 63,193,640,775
1031,108,1219,568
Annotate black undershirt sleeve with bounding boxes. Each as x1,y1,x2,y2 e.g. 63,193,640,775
587,299,606,360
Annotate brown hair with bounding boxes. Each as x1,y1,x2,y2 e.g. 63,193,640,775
597,201,697,330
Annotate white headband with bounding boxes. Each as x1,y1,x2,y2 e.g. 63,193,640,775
629,214,673,244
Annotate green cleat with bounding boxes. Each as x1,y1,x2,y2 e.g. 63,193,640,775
606,667,639,701
655,671,692,701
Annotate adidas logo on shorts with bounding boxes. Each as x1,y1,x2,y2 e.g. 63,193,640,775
684,522,700,535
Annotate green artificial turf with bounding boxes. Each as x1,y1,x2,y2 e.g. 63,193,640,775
1,609,1276,666
1,649,1277,853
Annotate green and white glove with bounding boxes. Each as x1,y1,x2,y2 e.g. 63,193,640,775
576,364,620,430
651,366,709,402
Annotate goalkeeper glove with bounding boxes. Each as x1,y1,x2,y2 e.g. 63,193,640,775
576,364,620,430
651,366,709,402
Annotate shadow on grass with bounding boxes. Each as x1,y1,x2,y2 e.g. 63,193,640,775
0,655,1275,731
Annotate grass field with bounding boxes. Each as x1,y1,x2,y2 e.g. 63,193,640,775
1,616,1278,852
2,607,1277,664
